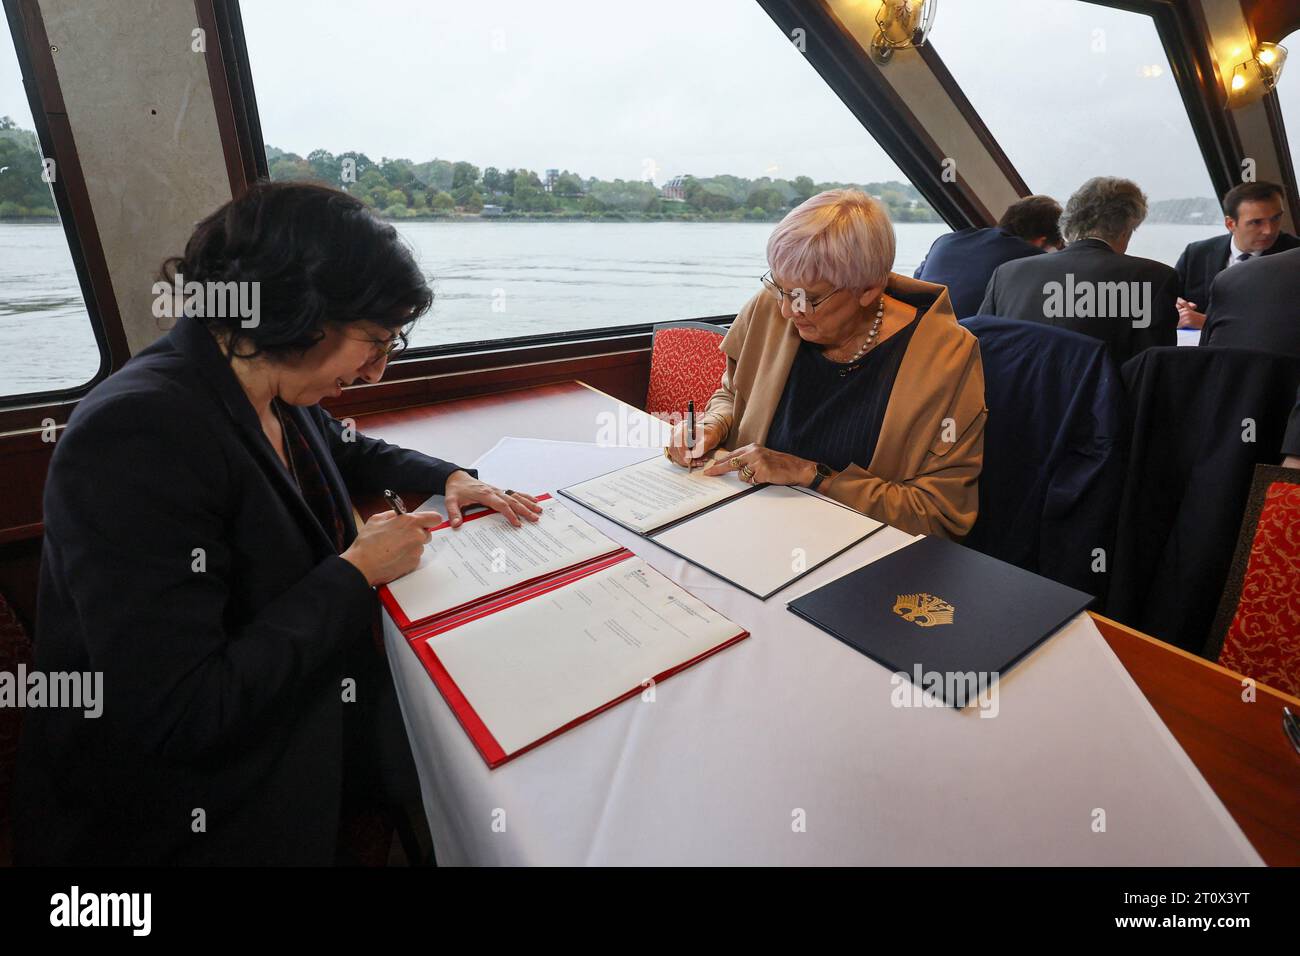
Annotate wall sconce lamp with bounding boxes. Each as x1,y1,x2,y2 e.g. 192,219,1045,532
871,0,939,64
1227,41,1287,108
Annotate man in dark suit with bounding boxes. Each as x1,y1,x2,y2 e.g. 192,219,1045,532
914,194,1063,318
1199,247,1300,355
978,176,1178,366
1173,181,1299,330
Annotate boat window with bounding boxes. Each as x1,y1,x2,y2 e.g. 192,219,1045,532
0,14,104,401
927,0,1223,266
238,0,948,352
1277,30,1299,186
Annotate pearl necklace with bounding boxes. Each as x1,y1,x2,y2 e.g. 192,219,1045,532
838,297,885,376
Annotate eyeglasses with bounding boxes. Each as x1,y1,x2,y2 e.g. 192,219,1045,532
345,325,410,361
760,271,842,312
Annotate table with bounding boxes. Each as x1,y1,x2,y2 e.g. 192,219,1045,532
357,382,1280,865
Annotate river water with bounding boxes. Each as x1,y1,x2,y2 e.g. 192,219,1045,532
0,220,1219,398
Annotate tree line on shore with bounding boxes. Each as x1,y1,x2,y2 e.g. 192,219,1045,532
0,118,1221,226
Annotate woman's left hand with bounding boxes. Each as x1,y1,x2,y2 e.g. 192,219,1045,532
702,443,815,487
444,470,543,528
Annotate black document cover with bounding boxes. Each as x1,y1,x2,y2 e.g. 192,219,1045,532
787,536,1094,707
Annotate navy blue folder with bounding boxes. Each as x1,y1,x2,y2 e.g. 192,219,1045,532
787,536,1094,707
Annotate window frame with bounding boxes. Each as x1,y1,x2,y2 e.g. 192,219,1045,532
215,0,965,384
0,0,126,419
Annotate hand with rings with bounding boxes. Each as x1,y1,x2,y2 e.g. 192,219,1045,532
702,443,816,487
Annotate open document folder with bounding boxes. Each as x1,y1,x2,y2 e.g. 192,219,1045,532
379,497,748,768
560,454,884,599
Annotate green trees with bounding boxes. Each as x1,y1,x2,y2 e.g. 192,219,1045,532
0,119,55,218
250,136,945,222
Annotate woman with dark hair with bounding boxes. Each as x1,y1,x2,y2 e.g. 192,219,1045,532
14,181,539,865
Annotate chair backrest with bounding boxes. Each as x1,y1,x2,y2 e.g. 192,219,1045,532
1110,346,1300,653
1206,464,1300,696
644,321,728,423
958,315,1124,602
0,592,33,865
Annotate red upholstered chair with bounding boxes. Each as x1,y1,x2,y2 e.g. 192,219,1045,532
1206,465,1300,696
644,321,728,423
0,593,33,866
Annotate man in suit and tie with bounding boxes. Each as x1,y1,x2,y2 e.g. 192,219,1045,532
978,176,1178,366
1173,181,1299,330
1198,247,1300,355
914,195,1063,318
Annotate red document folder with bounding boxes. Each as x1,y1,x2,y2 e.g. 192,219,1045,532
377,493,625,630
378,494,749,769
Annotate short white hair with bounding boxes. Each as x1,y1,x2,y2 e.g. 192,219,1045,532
766,189,895,291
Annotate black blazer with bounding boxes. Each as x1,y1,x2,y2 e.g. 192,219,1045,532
1199,247,1300,355
1174,231,1300,311
14,315,471,865
978,238,1178,367
913,226,1044,319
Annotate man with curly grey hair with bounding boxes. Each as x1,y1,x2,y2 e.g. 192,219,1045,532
978,176,1178,366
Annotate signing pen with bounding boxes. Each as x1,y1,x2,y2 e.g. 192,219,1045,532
383,489,408,515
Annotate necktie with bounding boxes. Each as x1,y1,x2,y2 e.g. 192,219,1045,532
1235,252,1251,263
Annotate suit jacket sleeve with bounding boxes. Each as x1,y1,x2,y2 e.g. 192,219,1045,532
821,344,987,538
1283,386,1300,458
977,265,999,316
45,393,381,763
1139,267,1179,351
1174,246,1190,299
314,407,474,494
699,297,756,443
1198,269,1226,346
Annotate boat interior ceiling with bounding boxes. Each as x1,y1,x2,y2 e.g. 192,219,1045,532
1,0,1300,873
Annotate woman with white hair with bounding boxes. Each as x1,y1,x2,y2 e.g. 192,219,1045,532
666,189,986,538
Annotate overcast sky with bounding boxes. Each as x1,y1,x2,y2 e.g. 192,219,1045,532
4,0,1299,202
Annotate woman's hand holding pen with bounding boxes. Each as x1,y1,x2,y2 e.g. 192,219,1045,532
665,420,724,468
341,509,442,586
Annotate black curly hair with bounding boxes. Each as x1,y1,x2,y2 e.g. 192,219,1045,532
160,179,433,360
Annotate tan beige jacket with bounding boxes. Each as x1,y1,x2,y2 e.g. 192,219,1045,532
699,273,987,539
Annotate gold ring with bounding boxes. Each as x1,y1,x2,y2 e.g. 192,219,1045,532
731,457,742,468
740,465,755,480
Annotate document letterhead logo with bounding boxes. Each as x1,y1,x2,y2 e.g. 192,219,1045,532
892,592,954,628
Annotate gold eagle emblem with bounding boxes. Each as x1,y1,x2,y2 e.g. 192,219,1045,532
892,592,954,628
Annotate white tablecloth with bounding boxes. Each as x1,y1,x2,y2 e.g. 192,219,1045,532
383,437,1261,865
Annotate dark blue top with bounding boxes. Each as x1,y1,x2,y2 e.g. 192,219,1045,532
914,226,1043,319
767,307,922,471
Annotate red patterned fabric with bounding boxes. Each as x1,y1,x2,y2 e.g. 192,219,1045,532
1218,481,1300,696
0,594,33,864
645,327,727,422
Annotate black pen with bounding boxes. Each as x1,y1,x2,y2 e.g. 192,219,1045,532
1284,707,1300,756
687,400,696,449
383,489,407,515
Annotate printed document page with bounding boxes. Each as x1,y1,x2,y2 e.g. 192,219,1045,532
561,454,751,534
385,498,620,623
428,555,744,756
